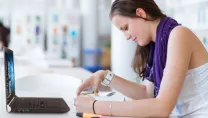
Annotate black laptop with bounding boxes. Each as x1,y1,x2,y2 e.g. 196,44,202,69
2,47,70,113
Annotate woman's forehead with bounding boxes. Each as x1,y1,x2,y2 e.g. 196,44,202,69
112,15,128,27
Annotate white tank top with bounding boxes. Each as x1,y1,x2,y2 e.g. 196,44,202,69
170,63,208,118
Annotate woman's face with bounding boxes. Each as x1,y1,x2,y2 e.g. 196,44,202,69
112,15,152,46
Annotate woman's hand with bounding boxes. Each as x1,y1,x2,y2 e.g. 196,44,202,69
76,70,106,96
74,95,96,113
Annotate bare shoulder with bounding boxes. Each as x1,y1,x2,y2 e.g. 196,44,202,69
171,26,194,35
168,26,200,49
169,26,208,69
167,26,193,50
170,26,197,42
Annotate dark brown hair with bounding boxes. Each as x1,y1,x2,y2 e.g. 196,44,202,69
110,0,166,79
0,22,10,47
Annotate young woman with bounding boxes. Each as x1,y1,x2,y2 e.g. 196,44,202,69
75,0,208,117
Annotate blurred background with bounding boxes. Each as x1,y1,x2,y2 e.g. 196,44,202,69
0,0,208,83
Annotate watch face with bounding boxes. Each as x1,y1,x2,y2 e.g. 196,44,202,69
102,70,114,86
102,79,110,86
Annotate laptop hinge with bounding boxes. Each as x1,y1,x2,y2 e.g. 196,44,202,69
8,96,17,106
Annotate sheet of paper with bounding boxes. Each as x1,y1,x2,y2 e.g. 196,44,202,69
89,92,125,101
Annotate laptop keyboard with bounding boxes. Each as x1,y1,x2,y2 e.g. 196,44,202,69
14,98,46,109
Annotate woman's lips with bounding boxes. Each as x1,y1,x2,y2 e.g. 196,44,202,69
132,37,137,42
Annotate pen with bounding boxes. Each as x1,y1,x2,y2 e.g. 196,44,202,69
106,91,116,96
76,112,102,118
81,91,94,95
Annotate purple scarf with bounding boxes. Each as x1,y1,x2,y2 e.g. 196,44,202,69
145,17,181,97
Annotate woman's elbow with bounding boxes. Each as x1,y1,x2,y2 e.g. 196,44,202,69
159,103,174,117
155,100,174,117
160,110,172,118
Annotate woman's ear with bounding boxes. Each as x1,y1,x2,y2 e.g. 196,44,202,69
136,8,147,18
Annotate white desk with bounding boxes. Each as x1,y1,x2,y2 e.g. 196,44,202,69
13,67,111,92
14,66,93,80
0,74,83,118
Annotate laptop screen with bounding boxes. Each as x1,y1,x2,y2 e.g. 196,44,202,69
4,48,15,104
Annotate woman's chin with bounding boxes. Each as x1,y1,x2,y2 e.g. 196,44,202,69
137,40,150,47
137,42,146,47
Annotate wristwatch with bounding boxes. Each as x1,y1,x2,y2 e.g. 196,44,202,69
101,70,114,86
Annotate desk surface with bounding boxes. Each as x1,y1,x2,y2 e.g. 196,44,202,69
14,67,111,92
14,67,93,80
0,74,87,118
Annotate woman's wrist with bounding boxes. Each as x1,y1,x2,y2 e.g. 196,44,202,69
99,70,108,81
101,70,115,86
94,100,112,116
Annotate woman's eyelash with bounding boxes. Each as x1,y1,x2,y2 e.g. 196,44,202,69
120,26,128,31
124,26,128,31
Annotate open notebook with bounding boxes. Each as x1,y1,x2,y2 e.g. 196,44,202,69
81,91,127,101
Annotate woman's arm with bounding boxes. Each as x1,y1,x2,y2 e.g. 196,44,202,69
94,26,193,117
108,74,154,100
76,69,153,99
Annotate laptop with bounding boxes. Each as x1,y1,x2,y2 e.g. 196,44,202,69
1,47,70,113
